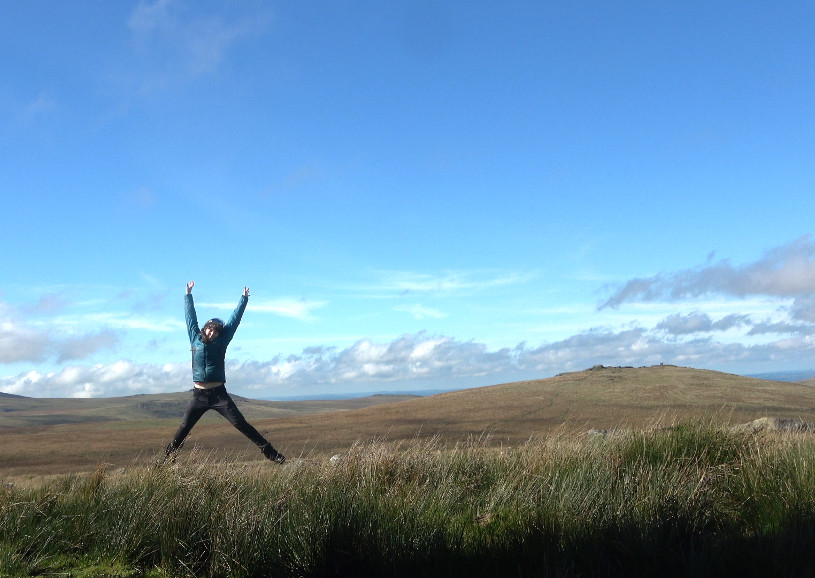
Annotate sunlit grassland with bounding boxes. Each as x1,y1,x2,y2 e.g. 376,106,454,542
3,420,815,577
6,366,815,488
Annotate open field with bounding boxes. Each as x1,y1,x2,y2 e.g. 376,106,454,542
5,421,815,577
5,365,815,576
0,391,419,485
3,365,815,486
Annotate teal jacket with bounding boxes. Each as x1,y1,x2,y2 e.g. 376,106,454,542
186,293,248,384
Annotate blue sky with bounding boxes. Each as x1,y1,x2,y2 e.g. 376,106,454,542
3,1,815,398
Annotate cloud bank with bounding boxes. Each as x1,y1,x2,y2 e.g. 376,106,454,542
0,315,118,365
4,326,815,398
600,236,815,309
3,238,815,398
3,361,188,399
656,312,751,336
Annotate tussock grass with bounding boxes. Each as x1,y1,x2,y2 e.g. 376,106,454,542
3,421,815,577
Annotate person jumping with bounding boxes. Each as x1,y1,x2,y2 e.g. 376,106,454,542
164,281,285,464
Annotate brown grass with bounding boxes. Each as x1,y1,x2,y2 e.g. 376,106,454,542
3,365,815,486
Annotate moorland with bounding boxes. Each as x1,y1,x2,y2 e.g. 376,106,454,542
3,364,815,485
5,364,815,577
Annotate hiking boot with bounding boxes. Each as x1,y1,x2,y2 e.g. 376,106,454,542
261,443,285,464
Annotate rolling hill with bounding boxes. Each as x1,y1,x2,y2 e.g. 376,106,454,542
248,364,815,453
0,389,419,428
3,365,815,484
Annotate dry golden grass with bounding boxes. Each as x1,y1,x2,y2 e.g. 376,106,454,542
3,365,815,486
250,364,815,451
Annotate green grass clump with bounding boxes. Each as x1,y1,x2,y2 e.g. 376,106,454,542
3,421,815,576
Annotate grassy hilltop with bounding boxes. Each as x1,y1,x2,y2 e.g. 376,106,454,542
3,364,815,484
5,365,815,576
289,363,815,447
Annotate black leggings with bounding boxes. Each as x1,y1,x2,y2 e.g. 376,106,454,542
168,385,269,450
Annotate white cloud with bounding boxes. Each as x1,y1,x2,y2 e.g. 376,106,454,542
126,0,269,91
56,330,120,363
4,240,815,398
0,319,49,363
1,362,189,398
128,0,172,33
791,296,815,323
656,312,752,336
0,301,117,364
378,271,528,293
747,321,815,336
231,333,510,390
30,293,70,314
5,326,815,398
395,304,447,319
341,269,531,298
712,314,753,332
657,312,715,335
202,298,327,321
601,236,815,309
0,296,162,365
79,312,183,332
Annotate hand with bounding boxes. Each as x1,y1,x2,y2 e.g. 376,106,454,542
243,286,250,297
186,281,195,294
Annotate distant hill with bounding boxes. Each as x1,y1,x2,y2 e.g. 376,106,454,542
5,365,815,483
4,366,814,436
260,364,815,452
0,390,420,429
748,369,815,382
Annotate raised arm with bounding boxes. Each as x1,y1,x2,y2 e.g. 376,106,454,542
221,287,249,343
185,281,200,342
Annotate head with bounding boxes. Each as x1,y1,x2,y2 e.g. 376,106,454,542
201,318,224,343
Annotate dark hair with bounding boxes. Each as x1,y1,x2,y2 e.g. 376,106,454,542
201,318,224,343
